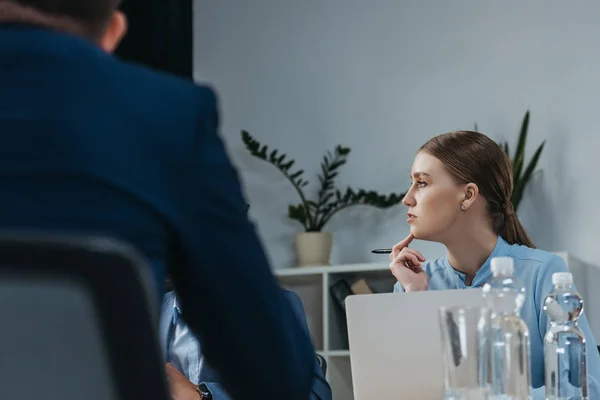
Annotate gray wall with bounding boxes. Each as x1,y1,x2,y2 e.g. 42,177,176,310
194,0,600,270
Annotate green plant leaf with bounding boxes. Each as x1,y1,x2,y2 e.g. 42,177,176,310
334,145,350,156
513,151,524,183
288,204,309,230
515,111,530,155
269,149,278,162
281,160,294,171
335,190,342,201
290,170,304,179
512,141,545,211
513,111,530,178
313,142,353,229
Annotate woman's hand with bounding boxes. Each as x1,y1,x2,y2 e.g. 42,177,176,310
389,233,428,292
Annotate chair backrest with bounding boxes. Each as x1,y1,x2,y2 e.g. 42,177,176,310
0,233,168,400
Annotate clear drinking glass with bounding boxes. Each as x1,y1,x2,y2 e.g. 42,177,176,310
439,306,492,400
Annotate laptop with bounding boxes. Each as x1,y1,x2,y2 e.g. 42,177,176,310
346,289,486,400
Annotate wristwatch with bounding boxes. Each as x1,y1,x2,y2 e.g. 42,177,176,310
196,383,212,399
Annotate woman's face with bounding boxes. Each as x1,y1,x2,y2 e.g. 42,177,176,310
402,151,465,242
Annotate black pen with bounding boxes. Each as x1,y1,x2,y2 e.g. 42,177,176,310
371,248,393,254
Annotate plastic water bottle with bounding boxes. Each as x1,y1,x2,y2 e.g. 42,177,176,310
482,256,532,399
543,272,588,400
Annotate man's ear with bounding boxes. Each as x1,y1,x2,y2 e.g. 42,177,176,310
460,183,479,211
98,10,127,53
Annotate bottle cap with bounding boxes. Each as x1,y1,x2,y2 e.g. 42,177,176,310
490,256,514,276
552,272,573,285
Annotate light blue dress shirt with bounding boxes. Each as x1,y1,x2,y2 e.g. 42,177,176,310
393,236,600,399
160,291,232,398
168,297,202,385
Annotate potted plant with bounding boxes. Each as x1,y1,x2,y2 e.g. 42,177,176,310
241,130,405,266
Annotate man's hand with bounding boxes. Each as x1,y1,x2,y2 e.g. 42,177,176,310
165,363,202,400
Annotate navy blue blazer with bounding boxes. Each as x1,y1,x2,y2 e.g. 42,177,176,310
0,25,314,400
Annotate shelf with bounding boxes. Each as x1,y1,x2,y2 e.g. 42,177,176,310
275,262,391,400
275,262,389,276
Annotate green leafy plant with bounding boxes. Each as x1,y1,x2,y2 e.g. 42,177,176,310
501,111,545,212
241,130,405,232
476,111,545,212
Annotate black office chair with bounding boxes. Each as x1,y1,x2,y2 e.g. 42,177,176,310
316,353,327,375
0,234,168,400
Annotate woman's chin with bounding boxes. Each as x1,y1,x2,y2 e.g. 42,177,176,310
410,227,429,241
409,226,421,238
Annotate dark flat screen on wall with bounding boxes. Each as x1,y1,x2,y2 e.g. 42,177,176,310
116,0,193,79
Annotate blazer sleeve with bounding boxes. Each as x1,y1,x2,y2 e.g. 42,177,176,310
199,291,332,400
168,86,314,400
284,290,333,400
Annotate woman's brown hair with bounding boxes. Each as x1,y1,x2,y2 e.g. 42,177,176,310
420,130,535,248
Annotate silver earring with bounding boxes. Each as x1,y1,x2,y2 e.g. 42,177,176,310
460,204,466,210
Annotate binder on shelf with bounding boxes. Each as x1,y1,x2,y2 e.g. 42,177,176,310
351,279,373,295
330,278,374,312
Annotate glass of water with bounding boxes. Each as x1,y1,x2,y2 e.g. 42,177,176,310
439,306,492,400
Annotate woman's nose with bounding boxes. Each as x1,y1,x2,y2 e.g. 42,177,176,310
402,190,415,207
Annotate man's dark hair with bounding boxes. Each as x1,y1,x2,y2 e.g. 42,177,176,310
0,0,121,37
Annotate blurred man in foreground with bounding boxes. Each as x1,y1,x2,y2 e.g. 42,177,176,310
0,2,315,399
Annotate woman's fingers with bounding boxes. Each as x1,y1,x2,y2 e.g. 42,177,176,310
390,233,415,261
389,242,429,292
395,233,414,250
402,248,426,262
401,251,421,267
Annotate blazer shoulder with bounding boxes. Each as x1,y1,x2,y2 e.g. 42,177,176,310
108,57,218,111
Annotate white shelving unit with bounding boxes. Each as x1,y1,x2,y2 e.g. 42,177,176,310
274,254,600,400
275,263,395,400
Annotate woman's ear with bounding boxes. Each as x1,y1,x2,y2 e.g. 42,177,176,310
460,183,479,211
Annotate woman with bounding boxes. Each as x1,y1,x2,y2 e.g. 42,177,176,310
389,130,599,399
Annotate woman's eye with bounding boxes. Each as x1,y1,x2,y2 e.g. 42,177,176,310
417,181,427,188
